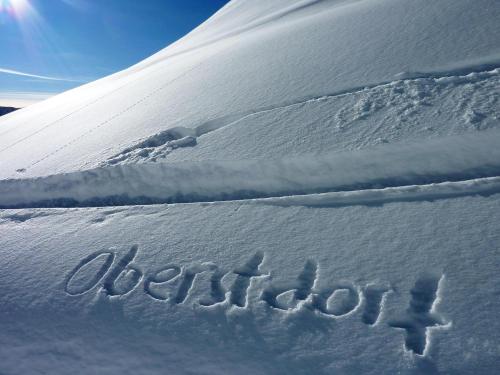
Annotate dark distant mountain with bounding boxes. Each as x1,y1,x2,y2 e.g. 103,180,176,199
0,107,18,117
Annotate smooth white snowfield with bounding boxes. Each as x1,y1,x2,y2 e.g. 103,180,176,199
0,0,499,374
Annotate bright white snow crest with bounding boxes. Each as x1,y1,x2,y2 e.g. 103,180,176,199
0,0,499,374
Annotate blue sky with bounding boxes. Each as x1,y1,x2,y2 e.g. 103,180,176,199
0,0,230,107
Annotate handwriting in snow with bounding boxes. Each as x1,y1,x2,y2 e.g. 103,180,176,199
65,245,448,355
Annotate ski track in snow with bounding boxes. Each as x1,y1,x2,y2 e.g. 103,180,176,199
1,176,498,210
256,177,500,208
101,66,499,166
1,26,499,213
4,59,212,175
0,0,351,163
2,65,498,178
1,128,500,209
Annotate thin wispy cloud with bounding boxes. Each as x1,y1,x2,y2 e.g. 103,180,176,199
0,91,55,107
0,67,80,82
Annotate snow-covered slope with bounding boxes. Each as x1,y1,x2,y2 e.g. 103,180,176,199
0,0,499,179
0,0,499,374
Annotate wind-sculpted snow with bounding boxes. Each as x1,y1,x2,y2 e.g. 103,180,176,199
1,130,500,208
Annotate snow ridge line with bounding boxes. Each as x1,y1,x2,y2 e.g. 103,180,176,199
1,130,500,209
257,176,500,208
138,0,356,67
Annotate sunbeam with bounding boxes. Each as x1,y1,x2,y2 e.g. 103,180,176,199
0,0,29,18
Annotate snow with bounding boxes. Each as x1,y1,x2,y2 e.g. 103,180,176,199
0,0,499,178
1,196,499,374
0,0,499,374
2,129,500,208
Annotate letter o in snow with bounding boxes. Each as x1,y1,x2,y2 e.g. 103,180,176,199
65,251,115,296
312,285,360,317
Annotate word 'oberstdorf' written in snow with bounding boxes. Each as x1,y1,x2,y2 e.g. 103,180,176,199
64,245,449,356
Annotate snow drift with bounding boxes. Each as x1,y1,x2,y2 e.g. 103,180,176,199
1,130,500,208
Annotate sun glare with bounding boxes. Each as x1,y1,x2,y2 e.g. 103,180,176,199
0,0,29,18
